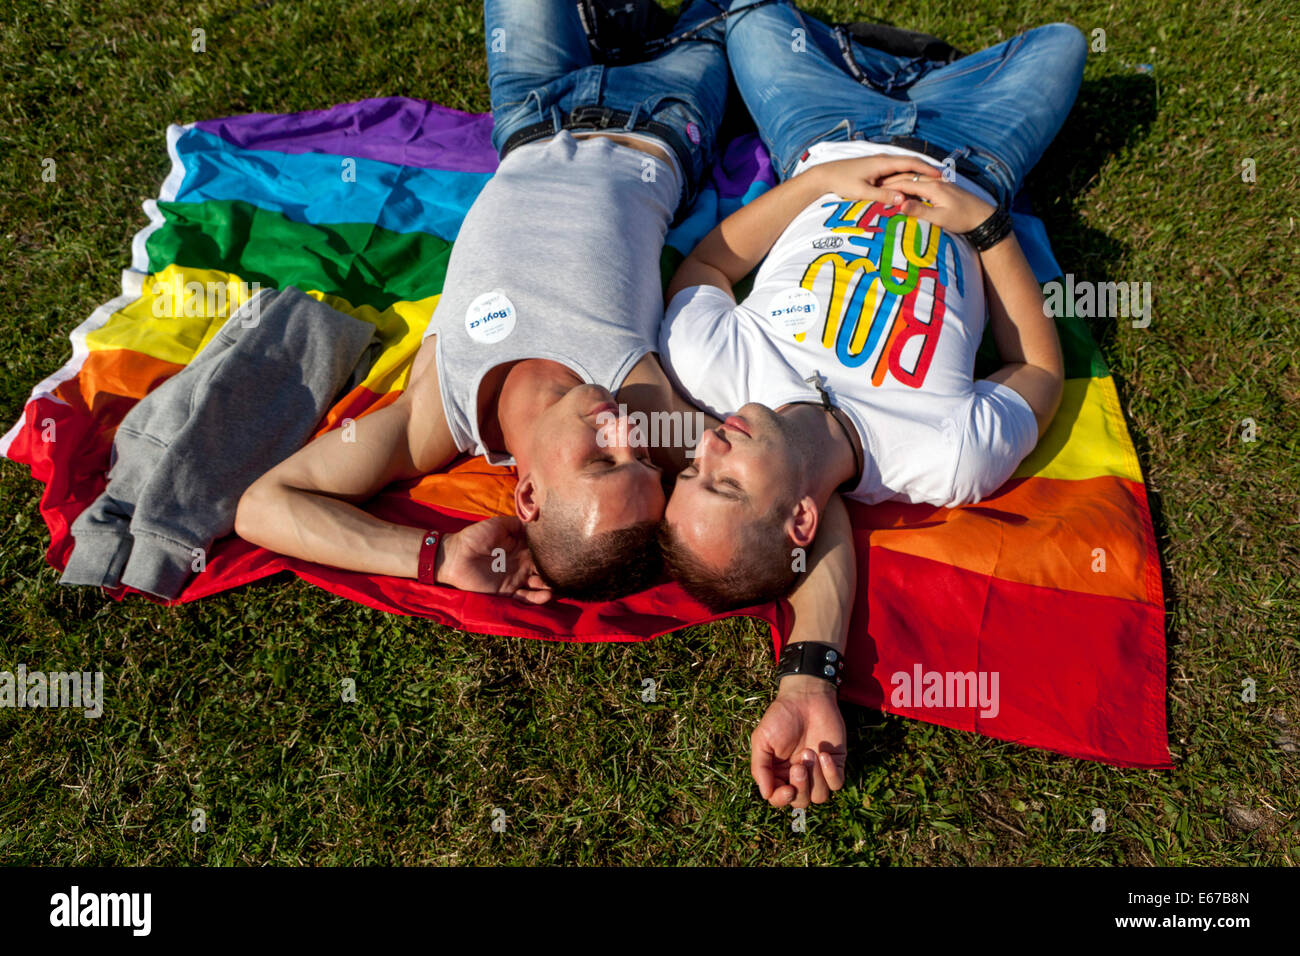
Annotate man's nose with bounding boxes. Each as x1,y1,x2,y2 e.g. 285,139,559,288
695,426,729,459
600,412,644,457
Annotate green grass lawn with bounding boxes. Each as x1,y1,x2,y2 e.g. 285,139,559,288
1,0,1296,865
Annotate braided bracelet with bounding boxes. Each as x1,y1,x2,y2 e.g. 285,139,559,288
961,206,1013,252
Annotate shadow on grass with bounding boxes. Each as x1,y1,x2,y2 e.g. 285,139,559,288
1027,72,1159,363
1028,74,1183,740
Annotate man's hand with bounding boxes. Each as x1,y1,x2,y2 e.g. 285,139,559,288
751,673,847,809
809,154,941,206
435,516,553,604
666,156,937,304
880,171,995,233
753,494,855,809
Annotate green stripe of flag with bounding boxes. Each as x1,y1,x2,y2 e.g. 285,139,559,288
147,200,454,312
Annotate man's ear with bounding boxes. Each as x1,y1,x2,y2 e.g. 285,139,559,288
786,496,819,549
515,472,541,524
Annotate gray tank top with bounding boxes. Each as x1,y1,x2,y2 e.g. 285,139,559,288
428,131,682,466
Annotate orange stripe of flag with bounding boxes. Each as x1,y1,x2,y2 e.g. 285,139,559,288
852,474,1155,604
54,348,184,427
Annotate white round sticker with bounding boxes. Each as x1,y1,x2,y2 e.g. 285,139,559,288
465,290,517,344
766,286,820,336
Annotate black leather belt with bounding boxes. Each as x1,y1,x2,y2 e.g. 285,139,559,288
883,135,985,183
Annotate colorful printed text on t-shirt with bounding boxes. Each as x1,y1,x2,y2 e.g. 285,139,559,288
795,200,965,388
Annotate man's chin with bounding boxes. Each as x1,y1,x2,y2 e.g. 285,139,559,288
567,495,663,540
738,402,787,438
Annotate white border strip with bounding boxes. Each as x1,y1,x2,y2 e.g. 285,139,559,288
1,123,194,458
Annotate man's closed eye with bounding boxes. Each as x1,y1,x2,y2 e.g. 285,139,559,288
679,468,745,502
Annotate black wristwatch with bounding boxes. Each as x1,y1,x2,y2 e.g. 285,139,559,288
776,641,844,688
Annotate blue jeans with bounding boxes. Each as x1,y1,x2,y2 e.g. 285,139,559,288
723,0,1087,208
484,0,731,208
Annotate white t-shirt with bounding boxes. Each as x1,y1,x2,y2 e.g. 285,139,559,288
659,141,1039,507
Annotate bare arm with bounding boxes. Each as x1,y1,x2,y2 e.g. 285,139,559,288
234,338,459,579
979,234,1065,438
784,491,855,661
665,167,828,303
750,493,856,809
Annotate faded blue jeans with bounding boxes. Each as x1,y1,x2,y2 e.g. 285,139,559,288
484,0,731,210
723,0,1087,208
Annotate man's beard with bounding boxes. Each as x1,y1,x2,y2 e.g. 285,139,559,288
772,409,819,491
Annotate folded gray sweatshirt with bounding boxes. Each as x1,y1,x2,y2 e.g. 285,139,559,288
61,285,376,599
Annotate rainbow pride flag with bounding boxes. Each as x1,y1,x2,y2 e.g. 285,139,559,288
2,97,1169,768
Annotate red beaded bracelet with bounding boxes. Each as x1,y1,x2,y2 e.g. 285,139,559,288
417,530,440,585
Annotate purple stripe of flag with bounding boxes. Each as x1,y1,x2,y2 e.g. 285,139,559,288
713,134,774,198
194,96,500,173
